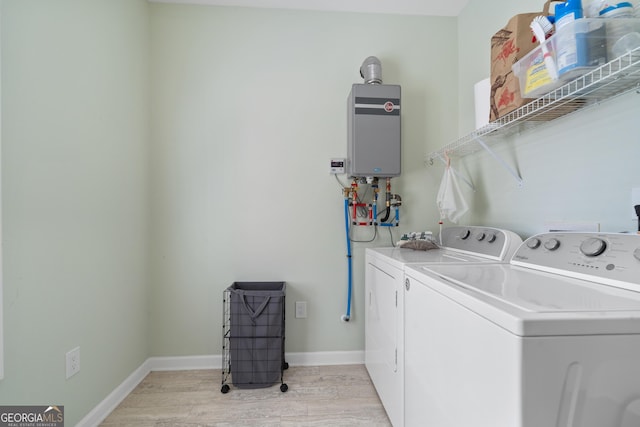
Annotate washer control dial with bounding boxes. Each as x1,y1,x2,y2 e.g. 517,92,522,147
543,238,561,251
476,232,486,241
512,233,640,285
580,237,607,257
526,238,541,249
487,233,497,243
459,229,471,240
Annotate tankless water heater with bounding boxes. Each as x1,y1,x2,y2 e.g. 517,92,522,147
347,83,401,178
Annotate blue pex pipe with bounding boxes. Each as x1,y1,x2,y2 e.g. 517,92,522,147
374,204,400,227
343,197,352,320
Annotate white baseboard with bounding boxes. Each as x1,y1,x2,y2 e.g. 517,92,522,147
285,350,364,366
76,351,364,426
76,358,151,427
146,350,364,371
147,354,221,371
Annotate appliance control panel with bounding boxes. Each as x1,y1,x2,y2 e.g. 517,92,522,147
512,232,640,288
440,226,522,261
329,158,346,174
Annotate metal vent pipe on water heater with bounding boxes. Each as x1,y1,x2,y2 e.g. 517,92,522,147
347,56,400,178
360,56,382,84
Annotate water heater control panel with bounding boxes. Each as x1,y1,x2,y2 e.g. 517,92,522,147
330,158,346,174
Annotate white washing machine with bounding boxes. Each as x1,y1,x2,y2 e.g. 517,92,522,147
404,232,640,427
365,226,522,427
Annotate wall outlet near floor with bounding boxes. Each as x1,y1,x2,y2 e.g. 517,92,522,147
66,347,80,379
295,301,308,319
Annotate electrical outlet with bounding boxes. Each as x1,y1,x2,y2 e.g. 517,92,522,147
66,347,80,379
295,301,308,319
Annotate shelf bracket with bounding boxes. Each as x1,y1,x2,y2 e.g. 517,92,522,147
436,153,476,191
474,136,523,186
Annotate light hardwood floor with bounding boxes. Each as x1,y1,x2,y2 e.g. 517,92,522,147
100,364,392,426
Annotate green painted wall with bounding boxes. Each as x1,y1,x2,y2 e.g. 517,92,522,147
0,0,150,424
0,1,456,422
148,4,457,356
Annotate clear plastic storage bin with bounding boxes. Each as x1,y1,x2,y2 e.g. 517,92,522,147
513,18,640,98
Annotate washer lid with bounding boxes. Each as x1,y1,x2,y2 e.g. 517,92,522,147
367,246,497,269
366,226,523,269
406,263,640,336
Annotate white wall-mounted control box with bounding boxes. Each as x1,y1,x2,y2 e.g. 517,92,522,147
330,158,346,174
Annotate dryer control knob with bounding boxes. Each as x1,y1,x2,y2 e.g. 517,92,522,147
476,232,486,241
487,233,497,243
580,237,607,257
544,238,561,251
405,278,411,291
460,229,471,240
633,248,640,262
526,238,541,249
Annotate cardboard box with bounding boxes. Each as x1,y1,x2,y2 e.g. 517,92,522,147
490,11,541,121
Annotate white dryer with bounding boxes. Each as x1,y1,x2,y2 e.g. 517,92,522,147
365,226,522,427
404,232,640,427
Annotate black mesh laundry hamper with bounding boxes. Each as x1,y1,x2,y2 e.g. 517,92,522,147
221,281,288,393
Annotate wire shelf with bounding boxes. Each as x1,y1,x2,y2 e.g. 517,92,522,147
426,47,640,165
